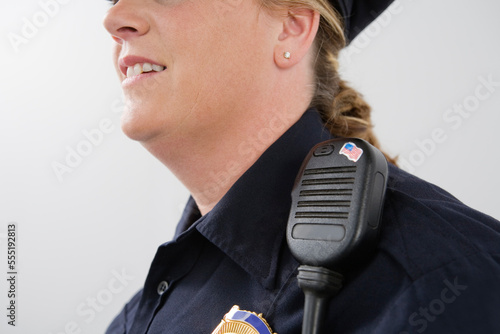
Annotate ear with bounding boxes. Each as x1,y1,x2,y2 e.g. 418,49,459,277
274,9,320,69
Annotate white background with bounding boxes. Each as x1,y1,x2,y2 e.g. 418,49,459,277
0,0,499,333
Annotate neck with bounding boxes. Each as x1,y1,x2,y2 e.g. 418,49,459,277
141,66,314,215
143,104,308,215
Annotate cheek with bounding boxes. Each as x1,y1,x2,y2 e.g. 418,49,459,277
118,1,273,139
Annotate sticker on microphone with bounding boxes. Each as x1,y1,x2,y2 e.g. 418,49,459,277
339,142,363,162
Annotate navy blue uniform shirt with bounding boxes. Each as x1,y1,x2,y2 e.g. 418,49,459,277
106,109,500,333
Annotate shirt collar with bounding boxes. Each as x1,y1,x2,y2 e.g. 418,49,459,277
175,109,333,289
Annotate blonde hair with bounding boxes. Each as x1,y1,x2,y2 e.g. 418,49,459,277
261,0,397,165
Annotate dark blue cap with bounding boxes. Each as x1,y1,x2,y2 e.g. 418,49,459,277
331,0,395,44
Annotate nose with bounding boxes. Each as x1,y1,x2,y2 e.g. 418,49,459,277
103,0,150,44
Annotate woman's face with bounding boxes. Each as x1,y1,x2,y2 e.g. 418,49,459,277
104,0,283,143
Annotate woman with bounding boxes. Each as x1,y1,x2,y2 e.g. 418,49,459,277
103,0,500,333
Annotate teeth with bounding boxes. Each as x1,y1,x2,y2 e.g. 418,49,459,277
126,66,133,78
133,63,142,76
126,62,166,78
152,64,164,72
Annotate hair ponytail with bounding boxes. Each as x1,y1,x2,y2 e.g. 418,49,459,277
312,55,397,165
310,10,397,165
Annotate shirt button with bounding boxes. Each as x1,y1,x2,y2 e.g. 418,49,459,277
157,281,169,296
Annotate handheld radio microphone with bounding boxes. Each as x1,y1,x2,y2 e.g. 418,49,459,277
286,138,388,334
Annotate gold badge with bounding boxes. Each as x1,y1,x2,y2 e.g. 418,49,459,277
211,305,277,334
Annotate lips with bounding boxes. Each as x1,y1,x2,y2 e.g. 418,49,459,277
119,56,166,79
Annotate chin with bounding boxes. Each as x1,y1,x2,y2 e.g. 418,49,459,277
120,105,163,143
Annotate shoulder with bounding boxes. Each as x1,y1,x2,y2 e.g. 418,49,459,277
342,165,500,333
379,163,500,280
